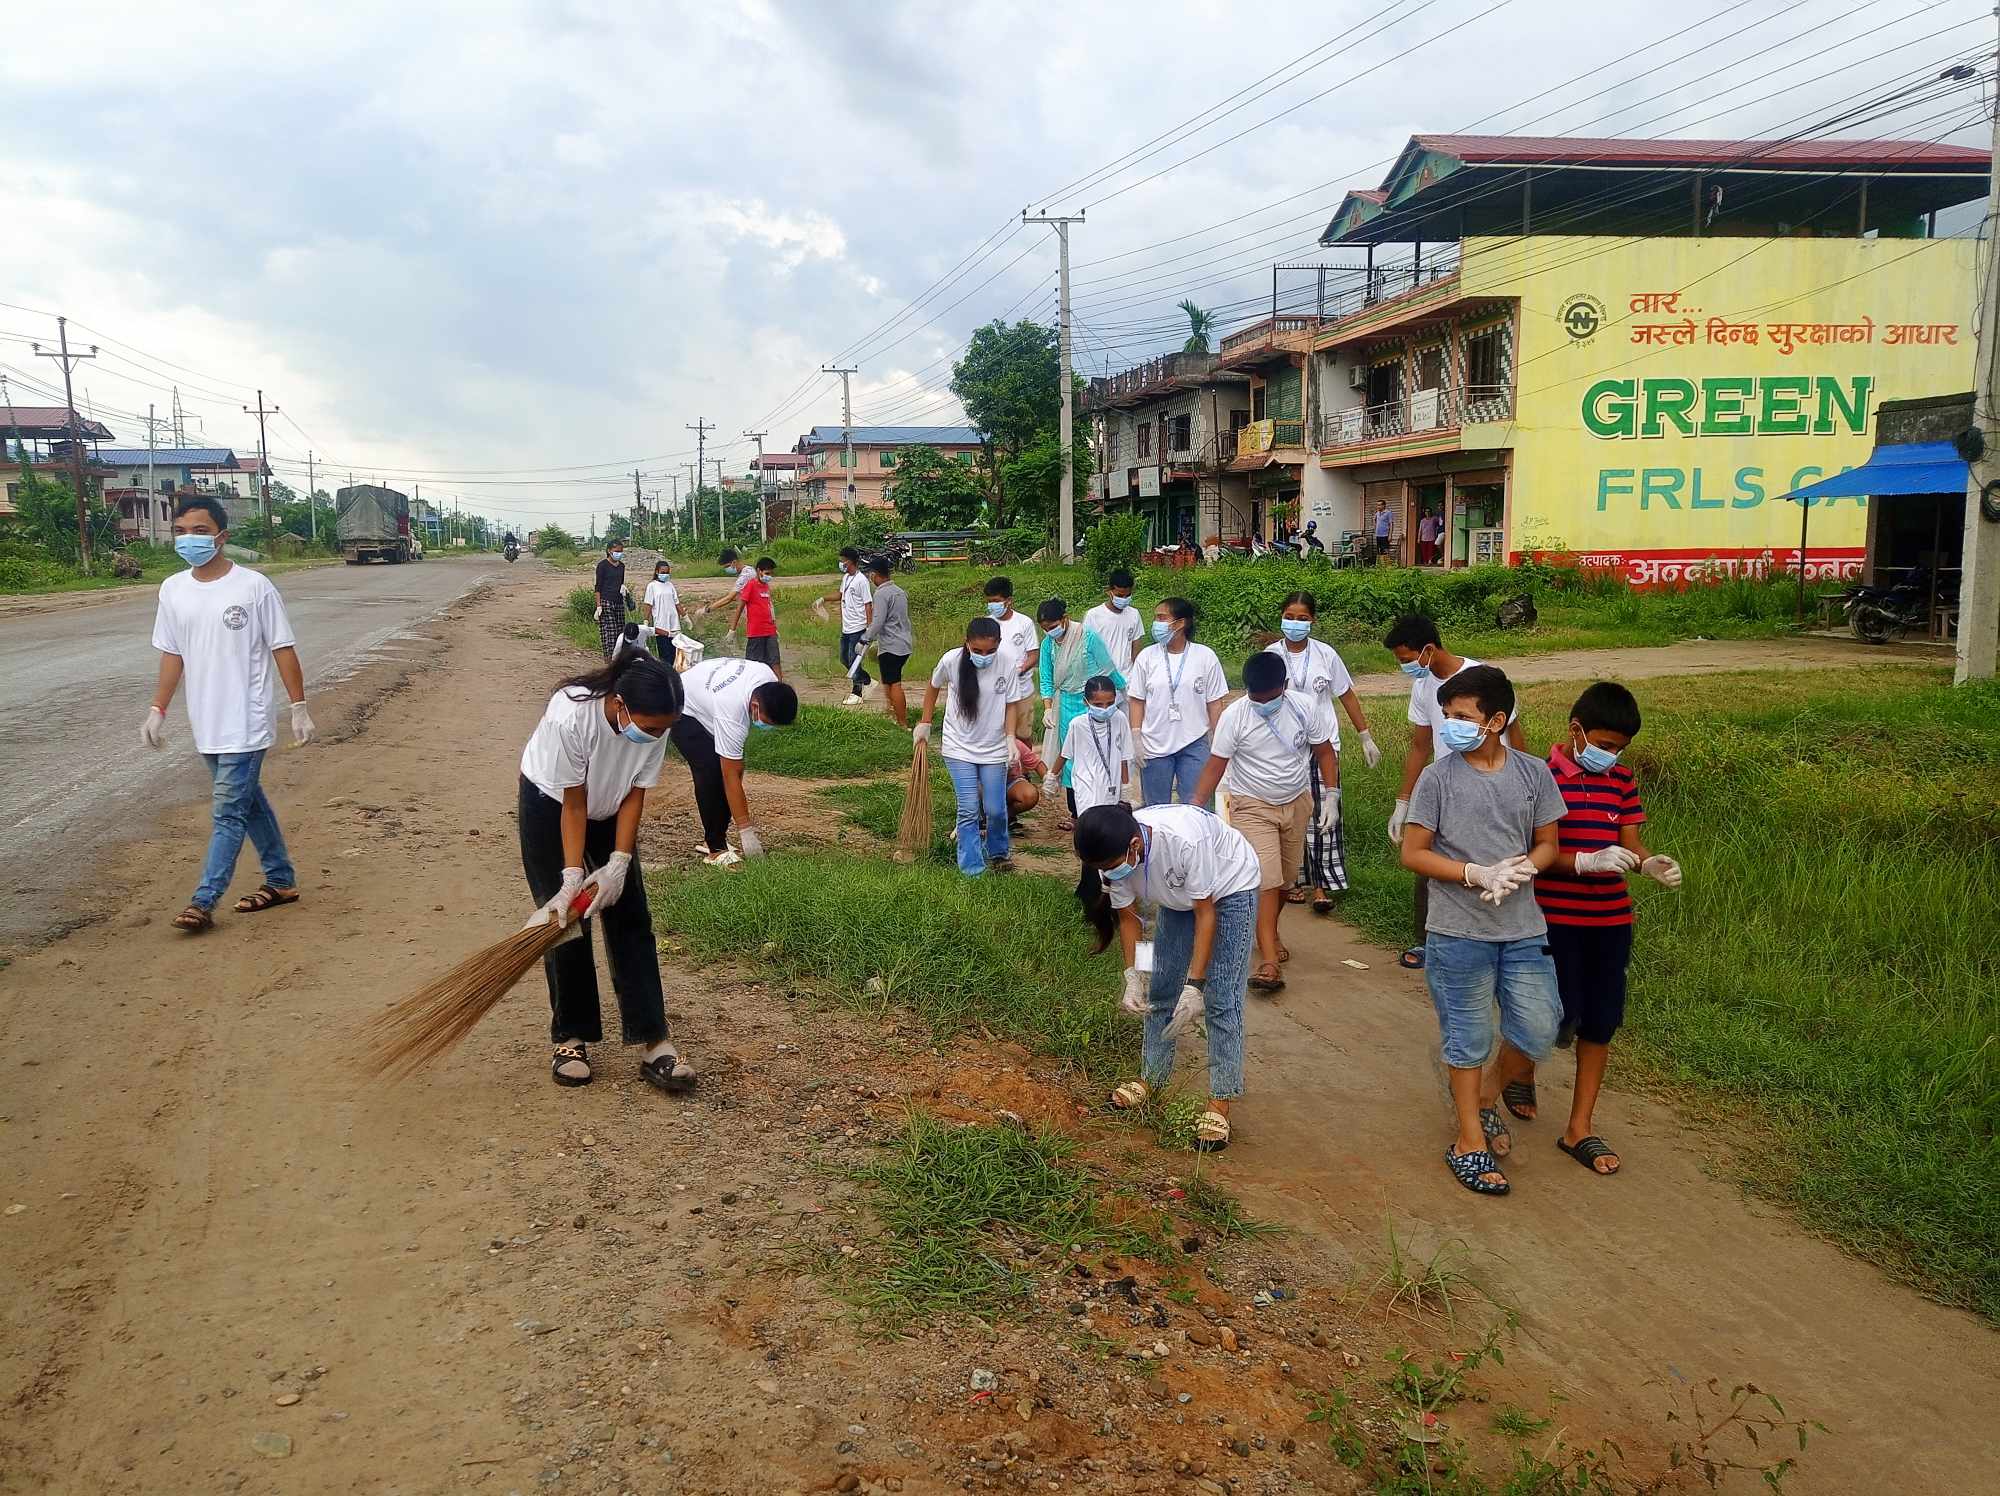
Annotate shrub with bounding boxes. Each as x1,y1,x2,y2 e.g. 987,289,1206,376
1084,511,1149,583
566,585,596,622
971,524,1045,566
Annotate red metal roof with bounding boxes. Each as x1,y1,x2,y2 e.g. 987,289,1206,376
0,405,117,440
1409,134,1989,170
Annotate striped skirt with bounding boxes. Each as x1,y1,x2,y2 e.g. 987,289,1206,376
1298,757,1349,894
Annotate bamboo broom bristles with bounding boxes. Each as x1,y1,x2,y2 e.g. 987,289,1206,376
894,740,932,864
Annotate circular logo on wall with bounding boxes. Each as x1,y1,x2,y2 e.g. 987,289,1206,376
1559,293,1606,344
222,604,249,631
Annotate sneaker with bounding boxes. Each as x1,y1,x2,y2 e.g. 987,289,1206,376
861,682,881,701
841,693,863,707
702,849,743,868
988,855,1017,874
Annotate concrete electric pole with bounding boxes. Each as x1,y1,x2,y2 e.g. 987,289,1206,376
1024,210,1084,561
306,450,317,543
243,389,278,527
32,317,98,573
822,365,858,519
745,430,769,541
145,401,159,546
1958,16,2000,683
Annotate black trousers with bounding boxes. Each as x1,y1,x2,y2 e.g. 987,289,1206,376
650,632,677,669
668,716,733,850
516,776,667,1047
1412,873,1430,949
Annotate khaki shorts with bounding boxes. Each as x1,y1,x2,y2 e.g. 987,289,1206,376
1228,791,1309,890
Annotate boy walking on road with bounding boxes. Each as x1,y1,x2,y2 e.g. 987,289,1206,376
1385,614,1521,969
1400,665,1564,1197
1503,682,1683,1177
142,495,317,934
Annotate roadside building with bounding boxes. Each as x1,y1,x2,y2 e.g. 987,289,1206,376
1082,352,1255,551
794,424,984,518
89,447,250,539
0,405,116,517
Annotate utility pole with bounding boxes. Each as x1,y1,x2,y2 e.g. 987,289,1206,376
821,365,858,519
243,389,278,527
713,457,726,539
145,402,159,547
686,419,712,542
32,317,99,573
685,462,700,541
745,430,769,540
1959,13,2000,682
306,450,317,543
1024,210,1084,561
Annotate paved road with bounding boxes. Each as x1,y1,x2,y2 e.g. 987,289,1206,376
0,556,506,942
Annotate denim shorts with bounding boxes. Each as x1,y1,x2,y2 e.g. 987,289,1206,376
1423,933,1561,1069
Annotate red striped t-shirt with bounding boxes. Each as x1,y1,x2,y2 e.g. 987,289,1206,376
1534,743,1646,927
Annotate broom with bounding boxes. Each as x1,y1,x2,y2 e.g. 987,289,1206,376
357,885,598,1080
893,737,932,864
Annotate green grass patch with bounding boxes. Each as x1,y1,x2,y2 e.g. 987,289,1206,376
814,776,956,861
744,704,920,778
649,850,1132,1072
1338,666,2000,1319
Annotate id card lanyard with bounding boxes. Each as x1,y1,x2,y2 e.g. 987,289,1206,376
1164,645,1189,722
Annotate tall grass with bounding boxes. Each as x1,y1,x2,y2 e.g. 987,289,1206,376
1338,667,2000,1319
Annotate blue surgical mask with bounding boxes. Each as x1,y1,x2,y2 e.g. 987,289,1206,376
615,703,661,746
750,719,776,732
610,551,624,563
1398,649,1432,678
1251,696,1284,718
986,601,1007,619
1100,853,1140,882
174,533,218,566
1110,595,1132,611
1438,718,1486,754
1280,619,1312,643
969,649,998,670
1086,703,1116,723
724,564,739,575
1046,623,1066,640
1150,620,1174,644
1575,736,1620,773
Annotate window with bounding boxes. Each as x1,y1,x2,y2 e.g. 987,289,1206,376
1170,414,1192,452
1137,422,1152,459
954,449,976,465
1107,425,1122,463
879,450,896,468
1415,345,1444,391
839,449,854,468
1465,326,1507,392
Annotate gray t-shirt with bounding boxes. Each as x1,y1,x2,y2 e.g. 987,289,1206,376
1407,747,1567,942
863,581,914,655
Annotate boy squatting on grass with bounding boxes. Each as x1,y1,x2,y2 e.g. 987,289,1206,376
1398,664,1564,1198
1502,682,1683,1176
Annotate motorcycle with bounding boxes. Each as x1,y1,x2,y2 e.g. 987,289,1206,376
503,540,519,564
879,535,916,574
1841,566,1933,643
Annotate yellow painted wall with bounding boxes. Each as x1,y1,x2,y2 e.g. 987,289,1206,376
1458,234,1977,565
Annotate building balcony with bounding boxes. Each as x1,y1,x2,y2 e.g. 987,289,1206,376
1218,315,1316,369
1083,351,1218,411
1316,384,1514,465
1229,418,1307,470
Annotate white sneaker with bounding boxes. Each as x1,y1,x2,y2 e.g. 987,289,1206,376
702,849,743,868
861,682,881,702
841,693,863,707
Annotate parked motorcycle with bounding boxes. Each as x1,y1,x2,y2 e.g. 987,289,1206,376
1842,566,1933,644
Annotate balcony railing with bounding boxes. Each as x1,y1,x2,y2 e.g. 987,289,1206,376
1317,383,1513,449
1233,418,1308,459
1219,315,1316,361
1084,350,1216,408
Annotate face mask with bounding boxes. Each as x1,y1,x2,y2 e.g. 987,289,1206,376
750,719,776,732
1398,647,1432,678
1438,718,1486,754
656,571,670,581
1086,703,1116,723
174,534,219,566
616,703,661,746
724,565,739,575
1100,850,1141,882
1280,619,1312,643
1575,734,1620,773
1110,595,1132,611
986,601,1007,619
610,551,624,563
1046,623,1066,640
1251,696,1285,718
969,649,998,670
1150,620,1174,644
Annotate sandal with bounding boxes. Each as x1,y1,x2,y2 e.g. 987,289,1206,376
233,884,299,914
640,1047,697,1095
551,1043,592,1088
1398,947,1425,969
1248,963,1286,994
1502,1079,1538,1122
1282,887,1309,905
1193,1110,1231,1153
1444,1145,1509,1195
1478,1106,1513,1158
1558,1135,1621,1175
1057,816,1076,833
1277,943,1291,964
171,903,213,934
1311,892,1334,916
1109,1080,1150,1111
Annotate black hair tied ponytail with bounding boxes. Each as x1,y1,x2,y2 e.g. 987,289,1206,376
1072,803,1140,953
958,616,1003,722
559,652,684,719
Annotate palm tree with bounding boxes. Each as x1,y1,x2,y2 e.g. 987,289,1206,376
1179,300,1215,355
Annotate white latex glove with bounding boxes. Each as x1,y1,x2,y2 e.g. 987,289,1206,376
141,706,165,750
1119,967,1147,1017
1162,982,1206,1041
1573,844,1639,876
580,851,631,913
1388,798,1410,845
1121,778,1140,807
911,722,932,745
1465,855,1536,906
289,700,316,746
593,604,602,622
1316,784,1341,835
1358,729,1382,771
527,866,587,930
1641,854,1683,888
739,825,766,859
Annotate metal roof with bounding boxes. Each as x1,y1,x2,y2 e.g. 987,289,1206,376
1406,134,1990,170
800,425,982,447
1781,442,1966,502
92,447,241,467
0,405,116,440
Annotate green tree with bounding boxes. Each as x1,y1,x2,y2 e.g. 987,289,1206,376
996,428,1093,537
534,522,579,552
885,445,987,530
952,319,1060,527
603,513,632,544
8,470,120,562
1179,299,1214,354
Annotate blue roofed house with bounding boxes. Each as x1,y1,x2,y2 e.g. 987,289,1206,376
90,447,264,538
793,424,984,518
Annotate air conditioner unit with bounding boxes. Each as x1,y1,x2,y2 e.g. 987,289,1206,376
1348,364,1368,390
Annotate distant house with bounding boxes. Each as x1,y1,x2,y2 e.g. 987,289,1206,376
0,405,117,517
88,447,262,538
793,424,984,518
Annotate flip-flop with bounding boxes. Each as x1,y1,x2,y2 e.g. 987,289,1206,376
1444,1145,1509,1195
1502,1079,1538,1122
1248,964,1286,994
1558,1135,1621,1175
1478,1106,1513,1158
1282,888,1310,905
1398,947,1425,970
1311,893,1334,916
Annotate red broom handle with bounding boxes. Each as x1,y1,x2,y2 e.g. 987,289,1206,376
567,885,598,919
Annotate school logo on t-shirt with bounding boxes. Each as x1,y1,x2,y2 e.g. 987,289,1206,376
222,605,249,631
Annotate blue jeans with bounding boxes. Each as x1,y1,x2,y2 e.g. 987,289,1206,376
1423,933,1561,1069
1142,888,1255,1099
944,757,1009,875
1140,738,1211,808
195,750,295,910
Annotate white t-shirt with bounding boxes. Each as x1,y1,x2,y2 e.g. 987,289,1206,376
838,569,874,633
644,578,680,633
731,568,755,594
930,645,1029,764
1061,710,1134,812
1210,689,1334,803
1105,804,1262,913
1407,655,1516,761
682,657,777,761
150,564,297,754
1126,641,1228,757
519,687,666,821
1083,601,1144,676
1264,639,1354,737
994,609,1039,681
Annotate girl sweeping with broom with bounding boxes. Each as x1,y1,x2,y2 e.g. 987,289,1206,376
518,651,697,1093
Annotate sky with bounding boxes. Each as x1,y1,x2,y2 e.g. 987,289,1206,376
2,0,1990,532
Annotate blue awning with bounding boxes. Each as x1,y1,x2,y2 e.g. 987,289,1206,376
1780,441,1965,503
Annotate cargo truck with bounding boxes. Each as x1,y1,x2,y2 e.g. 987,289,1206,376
335,484,416,564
